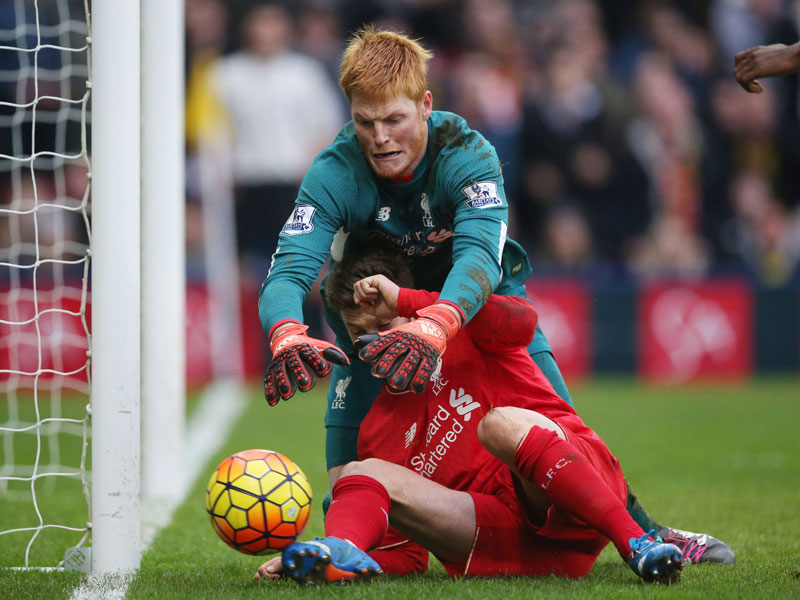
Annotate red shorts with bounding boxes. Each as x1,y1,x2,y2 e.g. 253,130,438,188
439,423,626,579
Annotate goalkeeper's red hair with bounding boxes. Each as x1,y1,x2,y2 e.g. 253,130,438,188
339,27,433,103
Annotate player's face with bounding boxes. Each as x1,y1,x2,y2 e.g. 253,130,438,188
350,91,433,179
340,309,409,347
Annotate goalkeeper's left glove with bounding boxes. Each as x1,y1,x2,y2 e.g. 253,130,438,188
356,303,461,394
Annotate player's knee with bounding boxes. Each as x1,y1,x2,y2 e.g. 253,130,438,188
477,407,516,458
476,408,497,446
338,457,387,480
337,458,396,498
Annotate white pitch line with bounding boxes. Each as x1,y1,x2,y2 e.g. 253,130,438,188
70,380,248,600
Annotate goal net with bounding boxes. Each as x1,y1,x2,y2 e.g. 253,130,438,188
0,0,92,569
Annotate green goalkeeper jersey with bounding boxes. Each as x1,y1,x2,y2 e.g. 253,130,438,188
259,111,534,329
259,110,554,433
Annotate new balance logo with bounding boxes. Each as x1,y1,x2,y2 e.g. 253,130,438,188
449,388,480,421
404,423,417,448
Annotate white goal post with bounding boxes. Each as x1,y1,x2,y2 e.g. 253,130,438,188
90,0,143,573
91,0,186,574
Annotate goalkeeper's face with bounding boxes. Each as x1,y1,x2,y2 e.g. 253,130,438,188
350,91,433,180
341,308,409,348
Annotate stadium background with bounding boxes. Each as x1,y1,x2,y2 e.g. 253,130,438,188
183,0,800,385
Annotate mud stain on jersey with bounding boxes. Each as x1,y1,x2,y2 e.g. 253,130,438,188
456,267,493,315
431,118,472,156
470,247,492,266
431,122,483,158
456,295,475,316
467,267,493,303
429,118,494,185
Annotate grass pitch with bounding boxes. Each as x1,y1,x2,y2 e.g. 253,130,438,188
2,376,799,599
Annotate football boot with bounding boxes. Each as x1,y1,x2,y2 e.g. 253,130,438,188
282,536,383,585
628,530,684,584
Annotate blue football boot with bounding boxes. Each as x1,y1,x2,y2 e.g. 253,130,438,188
282,536,383,585
628,530,684,584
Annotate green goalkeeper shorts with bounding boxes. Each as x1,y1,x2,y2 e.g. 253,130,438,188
325,424,359,471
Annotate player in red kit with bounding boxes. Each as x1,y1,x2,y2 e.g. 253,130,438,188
255,245,685,585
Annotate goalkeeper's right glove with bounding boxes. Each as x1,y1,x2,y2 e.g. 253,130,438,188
264,320,349,406
356,303,461,394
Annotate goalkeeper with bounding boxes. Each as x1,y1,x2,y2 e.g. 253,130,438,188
256,245,689,584
257,26,730,560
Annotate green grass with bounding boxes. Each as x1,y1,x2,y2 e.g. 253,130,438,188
3,377,800,599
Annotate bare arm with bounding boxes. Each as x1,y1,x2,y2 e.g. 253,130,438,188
735,41,800,93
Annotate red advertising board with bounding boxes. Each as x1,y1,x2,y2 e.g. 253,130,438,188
0,282,265,389
525,279,592,381
185,283,214,386
638,280,753,382
185,281,266,387
0,278,760,390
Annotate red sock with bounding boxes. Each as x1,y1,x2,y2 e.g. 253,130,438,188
326,474,390,551
514,426,645,559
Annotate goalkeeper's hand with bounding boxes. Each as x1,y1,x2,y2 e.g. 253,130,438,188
356,303,461,394
264,320,349,406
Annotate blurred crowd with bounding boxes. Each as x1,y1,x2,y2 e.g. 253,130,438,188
186,0,800,288
185,0,800,289
185,0,800,288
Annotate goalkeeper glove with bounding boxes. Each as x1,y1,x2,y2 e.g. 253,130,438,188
264,320,349,406
356,303,461,394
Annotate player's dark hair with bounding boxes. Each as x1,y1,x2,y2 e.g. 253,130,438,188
325,241,414,312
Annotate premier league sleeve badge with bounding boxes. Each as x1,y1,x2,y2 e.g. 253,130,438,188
282,204,317,235
461,181,502,209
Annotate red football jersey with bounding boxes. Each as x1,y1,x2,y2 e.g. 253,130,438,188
357,289,600,497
